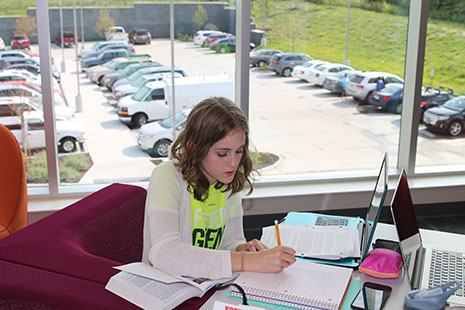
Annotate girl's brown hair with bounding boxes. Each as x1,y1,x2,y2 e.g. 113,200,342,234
171,97,254,201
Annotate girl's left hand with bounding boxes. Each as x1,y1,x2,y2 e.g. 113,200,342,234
237,239,268,252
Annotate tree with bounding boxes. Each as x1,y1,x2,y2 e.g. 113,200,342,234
94,9,114,38
193,5,208,34
15,16,37,39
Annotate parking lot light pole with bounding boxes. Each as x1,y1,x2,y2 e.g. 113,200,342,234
59,0,65,72
343,0,351,66
261,0,266,47
73,0,82,112
80,0,85,53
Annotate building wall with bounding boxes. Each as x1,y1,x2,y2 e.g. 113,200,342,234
0,2,235,44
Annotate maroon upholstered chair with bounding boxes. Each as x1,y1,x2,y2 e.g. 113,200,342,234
0,183,147,284
0,259,139,310
0,183,216,309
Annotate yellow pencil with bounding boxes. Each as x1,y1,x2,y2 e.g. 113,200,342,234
274,220,281,246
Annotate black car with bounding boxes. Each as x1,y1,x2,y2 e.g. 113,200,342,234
420,86,458,111
423,96,465,136
129,29,152,45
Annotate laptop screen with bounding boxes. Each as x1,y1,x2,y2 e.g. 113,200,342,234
361,153,389,258
390,170,420,242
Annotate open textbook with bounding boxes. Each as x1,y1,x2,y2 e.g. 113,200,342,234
261,224,360,260
105,262,237,310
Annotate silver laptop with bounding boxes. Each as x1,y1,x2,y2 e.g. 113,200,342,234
390,170,465,305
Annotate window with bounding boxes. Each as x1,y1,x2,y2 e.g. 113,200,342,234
27,1,465,209
150,88,165,101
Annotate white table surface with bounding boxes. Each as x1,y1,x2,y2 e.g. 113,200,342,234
200,222,465,310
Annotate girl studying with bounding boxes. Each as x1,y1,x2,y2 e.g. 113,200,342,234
142,97,296,280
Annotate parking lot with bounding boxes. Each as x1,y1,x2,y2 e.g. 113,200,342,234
50,39,465,184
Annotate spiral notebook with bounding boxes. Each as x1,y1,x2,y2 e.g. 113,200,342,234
230,260,353,310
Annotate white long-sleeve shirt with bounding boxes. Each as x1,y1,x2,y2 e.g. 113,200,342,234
142,161,246,279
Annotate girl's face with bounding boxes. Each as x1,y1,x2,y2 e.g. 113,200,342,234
200,129,246,185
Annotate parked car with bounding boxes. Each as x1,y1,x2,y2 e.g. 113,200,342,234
423,96,465,136
203,33,234,47
129,29,152,45
193,30,222,45
249,49,282,68
113,72,182,99
3,63,61,83
105,26,128,43
421,86,458,112
322,70,362,94
305,63,353,86
0,37,5,51
138,109,191,157
267,52,313,77
0,80,67,107
80,40,127,58
88,57,152,85
103,62,162,90
347,71,404,102
368,83,459,117
0,69,42,88
367,83,404,113
111,66,189,91
80,49,130,71
55,31,78,47
213,38,255,53
81,43,134,60
0,96,74,123
11,34,30,50
0,50,36,60
3,110,85,153
291,60,328,81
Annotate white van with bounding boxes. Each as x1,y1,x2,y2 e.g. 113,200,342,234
116,75,233,127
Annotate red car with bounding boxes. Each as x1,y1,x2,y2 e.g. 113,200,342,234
11,34,30,50
55,31,78,47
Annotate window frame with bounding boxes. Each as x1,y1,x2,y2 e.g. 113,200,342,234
31,0,465,211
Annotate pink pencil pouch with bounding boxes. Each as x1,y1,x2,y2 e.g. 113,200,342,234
359,248,403,279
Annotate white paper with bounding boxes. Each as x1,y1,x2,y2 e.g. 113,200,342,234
114,262,236,291
261,224,360,260
106,271,203,310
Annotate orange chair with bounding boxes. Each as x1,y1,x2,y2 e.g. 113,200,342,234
0,124,27,239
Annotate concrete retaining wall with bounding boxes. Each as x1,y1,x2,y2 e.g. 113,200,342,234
0,2,235,44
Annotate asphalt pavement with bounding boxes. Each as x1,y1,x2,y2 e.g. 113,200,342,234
50,39,465,185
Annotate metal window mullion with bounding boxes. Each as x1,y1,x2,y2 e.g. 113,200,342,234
398,0,429,175
235,0,250,117
36,1,60,196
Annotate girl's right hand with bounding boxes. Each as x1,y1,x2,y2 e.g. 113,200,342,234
245,245,296,273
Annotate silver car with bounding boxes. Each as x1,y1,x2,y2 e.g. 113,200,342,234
267,52,313,77
346,71,404,102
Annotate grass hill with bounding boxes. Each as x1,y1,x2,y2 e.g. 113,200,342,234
251,1,465,93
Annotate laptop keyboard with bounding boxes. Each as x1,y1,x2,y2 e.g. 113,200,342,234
428,249,465,297
404,252,412,270
315,217,349,227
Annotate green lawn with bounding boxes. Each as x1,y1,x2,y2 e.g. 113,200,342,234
252,1,465,94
